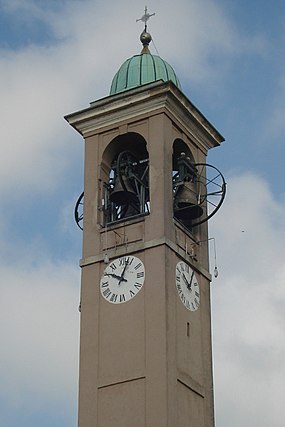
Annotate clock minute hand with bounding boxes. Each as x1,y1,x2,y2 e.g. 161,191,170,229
182,273,191,291
118,263,128,286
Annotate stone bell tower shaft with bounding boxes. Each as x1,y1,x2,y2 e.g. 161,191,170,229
66,79,224,427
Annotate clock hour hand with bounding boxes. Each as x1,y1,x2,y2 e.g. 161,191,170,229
106,273,127,282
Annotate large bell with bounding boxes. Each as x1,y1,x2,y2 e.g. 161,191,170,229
174,181,203,220
118,201,140,219
110,175,139,205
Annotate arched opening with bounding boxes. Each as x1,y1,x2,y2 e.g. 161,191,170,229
101,132,149,225
172,139,203,231
172,139,227,231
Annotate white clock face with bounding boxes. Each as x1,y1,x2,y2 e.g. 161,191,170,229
100,255,145,304
175,261,200,311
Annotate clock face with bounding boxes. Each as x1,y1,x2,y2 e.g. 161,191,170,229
100,255,145,304
175,261,200,311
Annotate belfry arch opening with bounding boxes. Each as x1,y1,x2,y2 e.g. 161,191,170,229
101,132,149,226
172,139,203,231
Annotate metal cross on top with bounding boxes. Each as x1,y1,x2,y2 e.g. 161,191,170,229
136,6,155,31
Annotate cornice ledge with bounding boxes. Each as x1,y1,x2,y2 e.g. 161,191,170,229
79,236,212,281
64,81,224,148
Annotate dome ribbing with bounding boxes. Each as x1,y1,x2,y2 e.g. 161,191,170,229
110,51,181,95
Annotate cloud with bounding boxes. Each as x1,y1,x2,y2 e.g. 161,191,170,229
210,172,285,427
266,63,285,139
0,45,76,195
0,258,80,410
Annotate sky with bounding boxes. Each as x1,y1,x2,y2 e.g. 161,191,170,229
0,0,285,426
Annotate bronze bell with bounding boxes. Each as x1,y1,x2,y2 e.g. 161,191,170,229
174,181,203,220
118,201,140,219
110,175,138,205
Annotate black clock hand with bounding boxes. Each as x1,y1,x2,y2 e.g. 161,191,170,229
182,273,191,291
106,273,127,282
189,271,195,289
118,263,128,286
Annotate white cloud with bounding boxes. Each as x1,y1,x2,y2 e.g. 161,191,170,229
0,45,79,195
0,259,80,408
266,63,285,138
211,172,285,427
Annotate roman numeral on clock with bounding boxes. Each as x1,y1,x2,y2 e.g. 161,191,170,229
119,294,126,303
134,262,142,270
119,256,134,266
110,293,118,303
109,263,117,271
103,288,111,298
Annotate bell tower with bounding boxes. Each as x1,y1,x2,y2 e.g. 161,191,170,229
65,11,226,427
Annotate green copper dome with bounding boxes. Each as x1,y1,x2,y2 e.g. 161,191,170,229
110,31,181,95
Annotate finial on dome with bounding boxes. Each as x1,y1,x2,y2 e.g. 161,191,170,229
136,6,155,53
140,30,152,52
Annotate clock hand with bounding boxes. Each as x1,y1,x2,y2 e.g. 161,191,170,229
118,263,128,286
182,273,191,291
106,273,127,282
189,271,195,289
